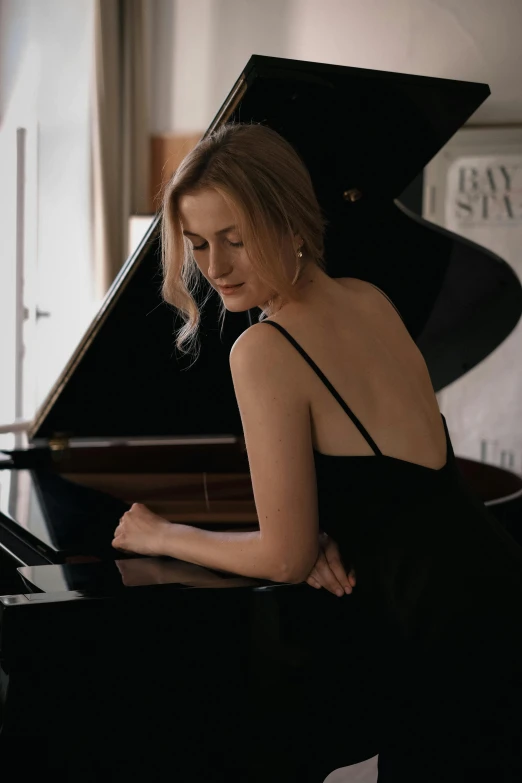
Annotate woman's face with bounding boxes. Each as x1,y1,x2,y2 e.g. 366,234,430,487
178,188,293,312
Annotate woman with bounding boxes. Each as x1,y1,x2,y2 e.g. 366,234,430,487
113,123,522,780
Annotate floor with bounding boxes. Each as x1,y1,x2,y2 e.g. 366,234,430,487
324,756,379,783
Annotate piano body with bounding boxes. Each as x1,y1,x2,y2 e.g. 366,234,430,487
1,56,522,781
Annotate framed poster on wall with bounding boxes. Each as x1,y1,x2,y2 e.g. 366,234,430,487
424,127,522,474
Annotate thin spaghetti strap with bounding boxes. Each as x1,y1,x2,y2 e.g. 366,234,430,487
260,320,382,456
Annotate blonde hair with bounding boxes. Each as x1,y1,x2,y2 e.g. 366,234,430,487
161,122,326,356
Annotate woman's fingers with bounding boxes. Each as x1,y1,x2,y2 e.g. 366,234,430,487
306,574,322,589
310,554,348,597
322,536,355,593
310,532,357,596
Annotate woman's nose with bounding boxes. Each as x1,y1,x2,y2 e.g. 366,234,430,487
207,246,233,281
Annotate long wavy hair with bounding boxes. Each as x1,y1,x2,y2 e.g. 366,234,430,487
161,122,326,357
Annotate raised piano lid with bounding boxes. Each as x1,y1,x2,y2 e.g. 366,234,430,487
29,54,522,444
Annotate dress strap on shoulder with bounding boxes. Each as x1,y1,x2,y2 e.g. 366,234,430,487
260,320,382,456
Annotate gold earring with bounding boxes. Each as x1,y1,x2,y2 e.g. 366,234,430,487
297,246,303,259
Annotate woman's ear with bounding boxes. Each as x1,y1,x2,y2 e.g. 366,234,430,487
293,233,304,253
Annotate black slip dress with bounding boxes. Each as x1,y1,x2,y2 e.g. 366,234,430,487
261,316,522,782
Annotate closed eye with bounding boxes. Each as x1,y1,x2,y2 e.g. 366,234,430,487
192,239,244,251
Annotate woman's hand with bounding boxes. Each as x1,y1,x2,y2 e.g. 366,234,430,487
306,531,356,597
112,503,171,556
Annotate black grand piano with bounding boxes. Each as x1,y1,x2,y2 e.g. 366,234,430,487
1,56,522,782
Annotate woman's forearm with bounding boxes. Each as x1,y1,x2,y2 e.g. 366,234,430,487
158,524,294,582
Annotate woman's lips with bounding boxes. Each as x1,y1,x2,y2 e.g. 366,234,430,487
218,283,244,295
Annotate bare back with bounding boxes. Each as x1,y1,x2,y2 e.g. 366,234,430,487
267,276,447,470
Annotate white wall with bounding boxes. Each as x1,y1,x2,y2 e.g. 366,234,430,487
0,0,95,428
148,0,293,133
285,0,522,124
148,0,522,133
148,0,293,134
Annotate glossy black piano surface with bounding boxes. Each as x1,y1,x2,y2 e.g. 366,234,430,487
0,469,130,563
1,558,388,782
1,55,522,781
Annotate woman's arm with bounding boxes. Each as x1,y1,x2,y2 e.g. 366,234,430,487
113,509,356,592
113,507,284,580
113,324,320,582
159,525,292,582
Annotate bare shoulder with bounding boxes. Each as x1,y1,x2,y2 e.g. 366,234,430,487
334,276,389,300
335,276,383,300
334,276,365,290
229,321,310,410
229,322,290,371
334,276,354,288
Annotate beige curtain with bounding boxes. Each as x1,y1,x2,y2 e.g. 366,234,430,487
91,0,150,298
